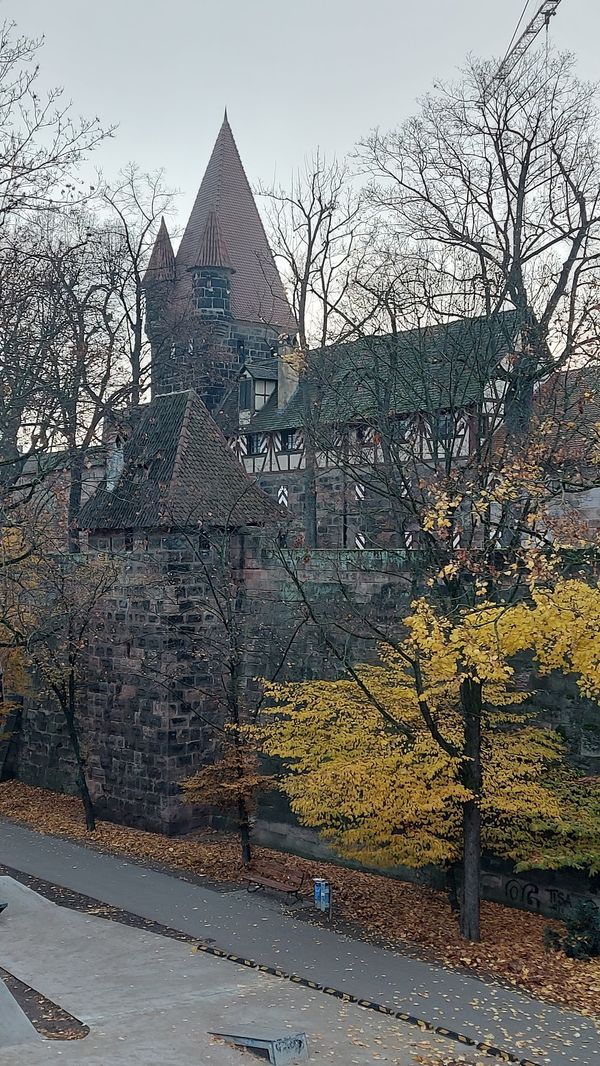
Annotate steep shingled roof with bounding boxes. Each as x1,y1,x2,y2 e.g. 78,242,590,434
250,310,521,433
174,115,296,332
533,366,600,458
193,209,234,271
79,390,281,531
142,217,175,285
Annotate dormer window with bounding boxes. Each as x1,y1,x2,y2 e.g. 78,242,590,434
106,436,125,492
254,379,274,410
238,372,276,413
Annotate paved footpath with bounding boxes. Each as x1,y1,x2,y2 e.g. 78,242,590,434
1,819,598,1066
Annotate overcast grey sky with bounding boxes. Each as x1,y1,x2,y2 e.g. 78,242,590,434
2,0,599,232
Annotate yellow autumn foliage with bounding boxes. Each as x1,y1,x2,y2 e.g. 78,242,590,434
260,579,600,873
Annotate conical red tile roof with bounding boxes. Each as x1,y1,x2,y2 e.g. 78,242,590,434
175,115,296,332
193,209,234,271
142,217,175,285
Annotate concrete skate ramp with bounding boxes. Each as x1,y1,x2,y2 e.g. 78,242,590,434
0,974,39,1048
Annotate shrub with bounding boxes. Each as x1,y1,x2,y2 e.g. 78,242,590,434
545,900,600,960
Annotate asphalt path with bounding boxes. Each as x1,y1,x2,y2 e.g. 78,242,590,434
1,819,597,1065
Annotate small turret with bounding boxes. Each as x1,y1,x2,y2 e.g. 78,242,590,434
188,210,235,320
143,217,175,287
143,218,176,397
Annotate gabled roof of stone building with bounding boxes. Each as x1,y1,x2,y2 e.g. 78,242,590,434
250,310,521,432
142,217,175,285
174,114,296,332
79,390,281,531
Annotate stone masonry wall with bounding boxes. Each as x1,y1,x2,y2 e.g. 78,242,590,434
12,536,414,832
82,530,229,831
151,311,281,412
11,533,600,845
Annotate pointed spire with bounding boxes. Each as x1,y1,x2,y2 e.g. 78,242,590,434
192,209,234,272
174,116,297,332
142,217,175,286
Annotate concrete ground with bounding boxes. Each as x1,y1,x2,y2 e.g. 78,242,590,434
0,876,472,1066
0,972,39,1050
0,820,598,1066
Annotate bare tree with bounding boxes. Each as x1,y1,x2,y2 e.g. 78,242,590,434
0,523,119,830
261,156,366,546
36,212,135,550
174,526,303,864
358,50,600,432
0,21,108,222
101,165,177,405
0,21,110,538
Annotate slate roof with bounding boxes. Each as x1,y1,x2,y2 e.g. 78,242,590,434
143,217,175,285
174,115,296,333
250,310,521,433
79,390,281,531
243,361,278,381
193,210,233,271
534,366,600,457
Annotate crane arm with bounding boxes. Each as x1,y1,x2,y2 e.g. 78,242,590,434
498,0,563,76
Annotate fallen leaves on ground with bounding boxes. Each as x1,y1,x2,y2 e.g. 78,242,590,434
1,780,599,1020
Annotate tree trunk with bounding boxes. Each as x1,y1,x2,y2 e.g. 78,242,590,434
459,679,482,941
67,450,83,553
303,434,318,548
461,797,481,940
237,793,252,866
301,366,319,548
63,675,96,831
502,313,545,439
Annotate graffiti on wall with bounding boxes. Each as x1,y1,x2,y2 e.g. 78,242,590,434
502,878,590,915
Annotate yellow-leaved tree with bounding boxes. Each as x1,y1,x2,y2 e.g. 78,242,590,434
260,579,600,940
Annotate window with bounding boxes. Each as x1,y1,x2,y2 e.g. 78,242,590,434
239,376,252,411
198,532,210,556
436,413,455,442
280,429,298,452
124,531,134,553
245,434,263,456
254,379,274,410
239,376,275,412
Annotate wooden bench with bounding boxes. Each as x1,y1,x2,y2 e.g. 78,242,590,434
243,859,306,899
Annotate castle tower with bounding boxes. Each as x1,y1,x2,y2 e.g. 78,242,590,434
189,210,234,320
145,113,296,410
